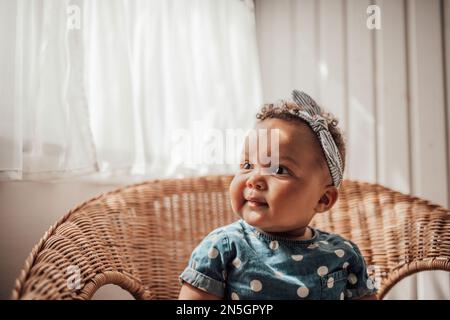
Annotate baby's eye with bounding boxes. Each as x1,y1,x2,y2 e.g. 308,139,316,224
240,161,253,170
271,165,290,175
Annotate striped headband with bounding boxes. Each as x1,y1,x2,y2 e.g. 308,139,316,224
290,90,343,188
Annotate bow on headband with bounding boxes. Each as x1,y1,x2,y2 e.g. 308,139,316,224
291,90,344,188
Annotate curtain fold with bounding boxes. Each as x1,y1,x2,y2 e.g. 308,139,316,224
0,0,263,182
1,0,98,180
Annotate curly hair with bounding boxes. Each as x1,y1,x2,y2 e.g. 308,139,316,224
256,100,346,178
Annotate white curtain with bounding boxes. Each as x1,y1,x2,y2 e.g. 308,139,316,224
0,0,262,182
0,0,98,180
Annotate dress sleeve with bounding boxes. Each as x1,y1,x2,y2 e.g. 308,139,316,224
345,241,378,299
179,230,231,298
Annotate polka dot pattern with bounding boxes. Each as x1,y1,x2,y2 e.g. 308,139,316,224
232,257,241,268
317,266,328,276
348,273,358,285
269,240,279,250
208,247,218,259
327,277,334,288
250,280,262,292
334,249,345,257
297,286,309,298
291,254,304,261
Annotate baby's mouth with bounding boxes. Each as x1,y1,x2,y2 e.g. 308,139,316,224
243,189,268,208
245,197,268,208
247,201,268,209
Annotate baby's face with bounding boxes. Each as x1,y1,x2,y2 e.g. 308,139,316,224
230,118,331,238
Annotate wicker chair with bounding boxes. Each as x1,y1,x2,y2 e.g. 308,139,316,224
11,175,450,300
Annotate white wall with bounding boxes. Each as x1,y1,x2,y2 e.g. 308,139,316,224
255,0,450,299
0,180,134,300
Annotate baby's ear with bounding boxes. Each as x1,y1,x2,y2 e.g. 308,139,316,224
314,186,338,213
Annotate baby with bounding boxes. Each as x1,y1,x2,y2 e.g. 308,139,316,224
178,90,377,300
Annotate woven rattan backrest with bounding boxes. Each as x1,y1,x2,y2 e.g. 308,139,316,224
311,180,450,298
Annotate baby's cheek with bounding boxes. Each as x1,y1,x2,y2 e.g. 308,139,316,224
229,175,245,212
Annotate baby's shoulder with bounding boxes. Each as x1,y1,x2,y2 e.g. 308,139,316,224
194,221,246,259
314,229,364,260
203,220,246,242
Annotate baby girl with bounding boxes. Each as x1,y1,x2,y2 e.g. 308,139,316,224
178,90,377,300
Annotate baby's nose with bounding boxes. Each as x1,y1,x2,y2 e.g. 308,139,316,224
246,173,267,190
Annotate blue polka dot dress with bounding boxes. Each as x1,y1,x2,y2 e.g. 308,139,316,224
180,219,377,300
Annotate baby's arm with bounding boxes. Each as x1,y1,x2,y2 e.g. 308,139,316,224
179,283,222,300
178,229,231,300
